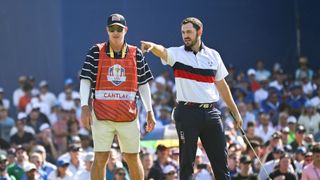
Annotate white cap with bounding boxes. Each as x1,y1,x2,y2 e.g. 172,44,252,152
0,87,3,93
17,112,27,120
79,128,90,136
163,164,176,174
247,69,256,76
24,163,37,172
39,80,48,87
39,123,50,132
155,76,165,85
32,102,41,110
83,152,94,162
288,116,297,124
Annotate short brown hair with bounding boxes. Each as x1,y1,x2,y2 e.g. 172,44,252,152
181,17,203,31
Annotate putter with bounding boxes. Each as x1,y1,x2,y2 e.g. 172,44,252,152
230,112,271,180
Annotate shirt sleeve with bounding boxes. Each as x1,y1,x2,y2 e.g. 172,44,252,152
80,45,99,83
136,48,154,85
161,47,177,67
214,51,229,81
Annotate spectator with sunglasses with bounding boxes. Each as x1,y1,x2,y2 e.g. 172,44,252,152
80,13,156,180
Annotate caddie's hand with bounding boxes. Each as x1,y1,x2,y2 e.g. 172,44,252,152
140,41,154,54
81,105,92,130
145,111,156,133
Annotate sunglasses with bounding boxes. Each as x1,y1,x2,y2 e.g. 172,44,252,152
167,171,176,175
117,172,126,176
108,26,124,33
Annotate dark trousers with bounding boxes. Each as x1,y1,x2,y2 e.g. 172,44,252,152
173,103,230,180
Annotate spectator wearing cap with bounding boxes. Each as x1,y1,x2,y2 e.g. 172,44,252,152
303,152,313,167
57,78,79,107
28,152,48,179
48,159,72,180
21,162,40,180
36,124,58,164
298,101,320,135
113,167,128,180
141,152,154,179
156,105,173,126
294,147,306,178
7,145,29,180
0,154,15,179
258,146,295,180
163,164,177,180
65,144,85,176
38,80,57,108
79,130,93,153
254,111,275,144
13,75,27,108
264,132,283,162
295,56,314,82
148,145,176,180
32,145,57,176
254,59,271,82
247,68,261,92
0,105,15,142
287,116,297,144
18,81,33,112
0,88,10,110
290,125,306,152
76,152,94,179
280,126,290,145
269,153,298,180
301,143,320,180
286,84,307,117
6,148,16,166
26,102,51,134
10,113,35,151
232,155,258,180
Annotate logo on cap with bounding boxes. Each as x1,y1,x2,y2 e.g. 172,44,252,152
112,15,121,22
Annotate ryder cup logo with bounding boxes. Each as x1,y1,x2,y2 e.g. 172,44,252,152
107,64,126,86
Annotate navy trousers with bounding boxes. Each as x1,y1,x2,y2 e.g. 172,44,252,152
173,103,230,180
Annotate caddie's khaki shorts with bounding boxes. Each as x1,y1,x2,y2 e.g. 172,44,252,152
91,112,140,153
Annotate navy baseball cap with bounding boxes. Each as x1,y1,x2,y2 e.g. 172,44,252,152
107,14,126,27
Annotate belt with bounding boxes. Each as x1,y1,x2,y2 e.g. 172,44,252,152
178,101,216,109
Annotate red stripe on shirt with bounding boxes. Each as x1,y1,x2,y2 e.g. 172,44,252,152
174,69,215,83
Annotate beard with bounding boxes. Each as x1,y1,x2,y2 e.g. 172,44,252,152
184,35,199,49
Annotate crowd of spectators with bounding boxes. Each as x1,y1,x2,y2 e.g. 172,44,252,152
0,56,320,179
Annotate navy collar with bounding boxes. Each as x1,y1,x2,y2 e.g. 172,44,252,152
184,42,204,55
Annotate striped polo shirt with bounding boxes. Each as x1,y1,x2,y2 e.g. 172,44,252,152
162,43,228,103
80,42,154,94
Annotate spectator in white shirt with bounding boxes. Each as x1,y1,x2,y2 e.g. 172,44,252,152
12,75,27,108
39,80,57,108
76,152,94,180
255,111,275,144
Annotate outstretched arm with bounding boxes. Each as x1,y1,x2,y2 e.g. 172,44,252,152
140,41,168,62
